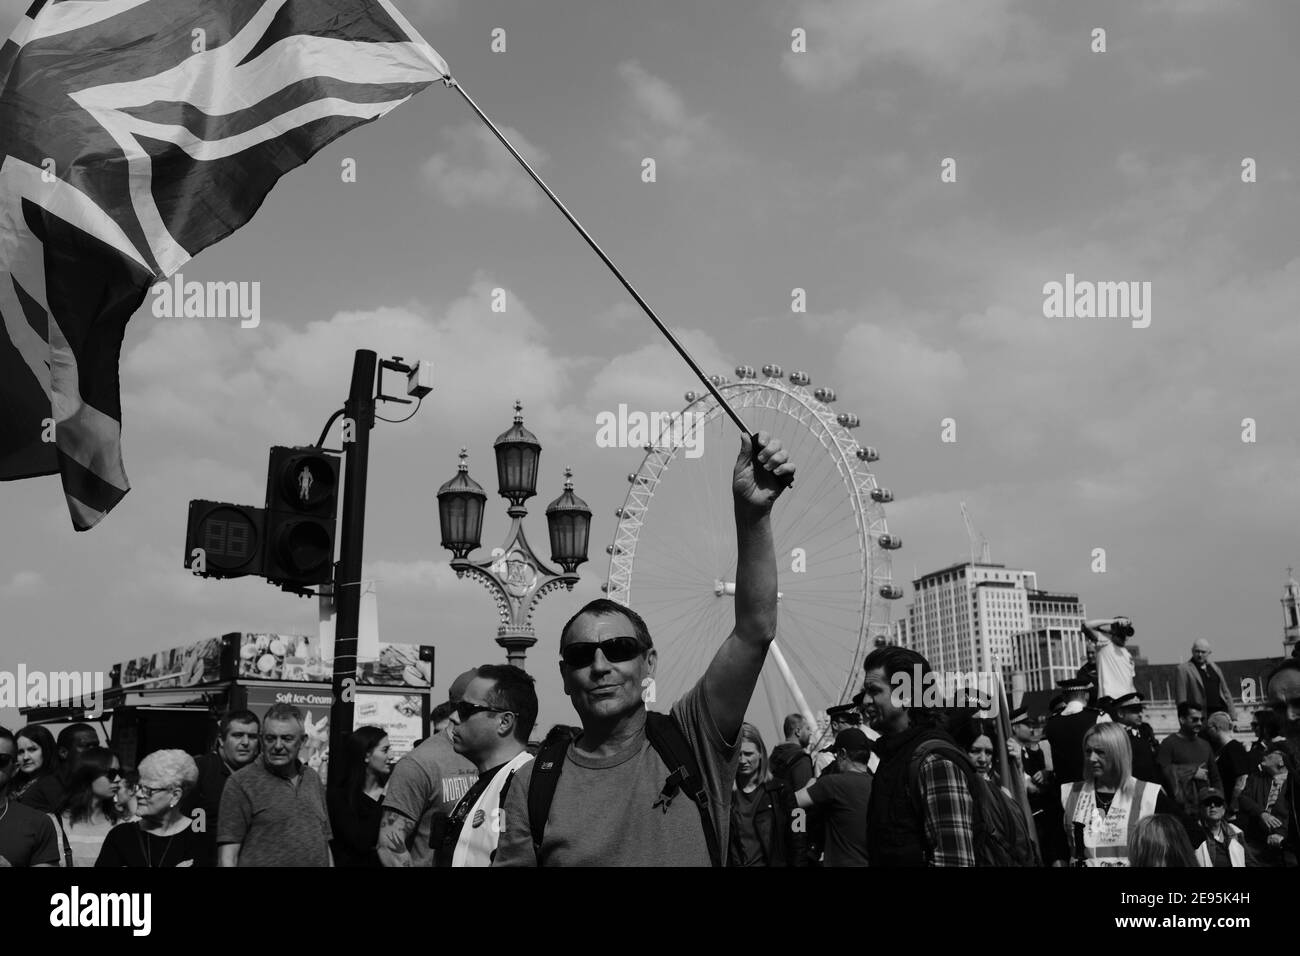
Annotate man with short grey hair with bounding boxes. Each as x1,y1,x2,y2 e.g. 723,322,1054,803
1176,639,1236,723
217,703,332,867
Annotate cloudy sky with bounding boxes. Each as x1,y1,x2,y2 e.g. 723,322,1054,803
3,0,1298,734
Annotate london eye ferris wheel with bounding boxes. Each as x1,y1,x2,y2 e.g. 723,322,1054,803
604,363,902,750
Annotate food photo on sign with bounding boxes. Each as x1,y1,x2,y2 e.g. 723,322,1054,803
236,633,326,681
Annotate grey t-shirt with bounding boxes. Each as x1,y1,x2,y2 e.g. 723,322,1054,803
380,732,479,867
217,759,332,867
493,676,739,866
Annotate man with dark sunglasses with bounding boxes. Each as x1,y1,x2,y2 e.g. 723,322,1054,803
0,727,59,866
494,433,794,866
438,665,536,866
379,670,479,867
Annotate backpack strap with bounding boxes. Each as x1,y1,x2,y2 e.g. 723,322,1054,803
525,736,571,859
906,738,974,799
644,712,723,867
906,738,985,859
48,813,73,869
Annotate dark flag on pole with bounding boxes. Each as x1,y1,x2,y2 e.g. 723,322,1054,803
0,0,448,529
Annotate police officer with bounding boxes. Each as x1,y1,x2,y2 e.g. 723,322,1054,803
1112,692,1162,784
1044,678,1100,784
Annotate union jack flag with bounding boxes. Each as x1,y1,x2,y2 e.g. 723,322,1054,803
0,0,448,529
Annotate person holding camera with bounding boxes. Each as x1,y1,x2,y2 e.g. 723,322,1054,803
1084,617,1136,702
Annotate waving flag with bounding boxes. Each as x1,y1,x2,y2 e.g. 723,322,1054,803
0,0,448,529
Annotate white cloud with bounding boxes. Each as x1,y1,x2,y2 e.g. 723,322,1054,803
832,320,967,424
615,61,737,173
394,0,459,23
781,0,1064,96
363,559,459,592
420,122,548,210
1139,0,1237,15
1,571,45,598
583,328,732,416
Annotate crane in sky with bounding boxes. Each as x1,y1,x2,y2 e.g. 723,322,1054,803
960,501,991,565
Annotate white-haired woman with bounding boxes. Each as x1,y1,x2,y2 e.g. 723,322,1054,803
95,749,206,867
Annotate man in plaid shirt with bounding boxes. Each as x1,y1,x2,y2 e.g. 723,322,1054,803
862,647,978,866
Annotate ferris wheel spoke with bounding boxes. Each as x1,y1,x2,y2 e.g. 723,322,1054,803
776,461,850,543
644,593,720,641
786,495,862,546
631,551,721,589
795,541,870,565
781,600,867,637
785,614,858,704
775,628,839,707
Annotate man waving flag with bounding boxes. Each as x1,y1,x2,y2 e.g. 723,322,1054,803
0,0,447,529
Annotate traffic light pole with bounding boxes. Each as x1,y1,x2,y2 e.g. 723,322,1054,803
329,349,377,773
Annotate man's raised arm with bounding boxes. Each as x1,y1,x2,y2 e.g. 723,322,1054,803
703,432,794,744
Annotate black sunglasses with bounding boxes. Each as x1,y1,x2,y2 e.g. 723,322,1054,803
0,753,15,770
1202,799,1225,808
454,701,508,722
561,636,646,669
99,768,122,782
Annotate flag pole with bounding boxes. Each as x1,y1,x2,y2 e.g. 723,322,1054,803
446,77,788,481
995,671,1041,860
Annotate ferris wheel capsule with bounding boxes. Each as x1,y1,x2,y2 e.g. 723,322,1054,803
789,370,811,386
878,534,902,550
735,365,756,379
761,364,783,378
601,583,609,592
837,413,860,428
871,488,893,503
856,446,879,462
880,585,904,599
684,390,697,402
813,387,836,403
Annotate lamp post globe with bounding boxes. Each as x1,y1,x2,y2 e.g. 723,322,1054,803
494,400,541,512
546,468,592,574
437,447,486,560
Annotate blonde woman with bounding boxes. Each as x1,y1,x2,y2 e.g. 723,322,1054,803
733,723,806,866
1130,814,1198,867
1061,722,1177,866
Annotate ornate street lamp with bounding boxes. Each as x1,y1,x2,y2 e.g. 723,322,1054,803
437,403,589,669
494,401,540,511
546,469,591,574
436,448,486,558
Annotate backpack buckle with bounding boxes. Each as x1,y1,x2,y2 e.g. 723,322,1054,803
653,767,688,813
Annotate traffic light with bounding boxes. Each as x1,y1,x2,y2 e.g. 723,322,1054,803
261,446,340,587
184,501,265,578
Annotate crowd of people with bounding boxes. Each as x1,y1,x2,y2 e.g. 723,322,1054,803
1,433,1297,867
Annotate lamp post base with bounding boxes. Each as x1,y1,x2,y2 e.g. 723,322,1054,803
497,631,539,669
